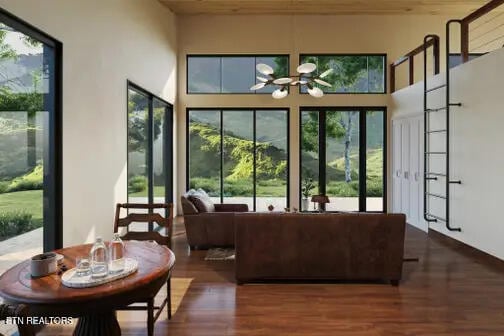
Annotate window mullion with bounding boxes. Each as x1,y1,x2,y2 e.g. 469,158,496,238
220,110,224,203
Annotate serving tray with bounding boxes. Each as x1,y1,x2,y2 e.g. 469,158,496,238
61,258,138,288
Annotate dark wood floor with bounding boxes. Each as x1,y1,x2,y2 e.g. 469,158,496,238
41,218,504,336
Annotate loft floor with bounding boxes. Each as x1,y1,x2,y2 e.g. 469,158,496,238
39,220,504,336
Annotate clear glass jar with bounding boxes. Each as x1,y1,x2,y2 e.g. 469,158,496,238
108,233,125,274
90,237,108,278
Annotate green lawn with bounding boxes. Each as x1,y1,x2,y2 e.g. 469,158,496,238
128,186,165,198
0,190,43,223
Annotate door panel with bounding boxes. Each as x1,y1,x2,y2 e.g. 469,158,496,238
409,118,420,227
392,120,402,213
401,121,410,220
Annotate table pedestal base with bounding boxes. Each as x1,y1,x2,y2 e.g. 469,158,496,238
74,311,120,336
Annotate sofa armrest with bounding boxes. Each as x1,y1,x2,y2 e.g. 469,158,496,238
215,203,249,212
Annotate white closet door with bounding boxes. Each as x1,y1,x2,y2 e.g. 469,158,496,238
401,121,410,220
409,117,420,228
392,120,402,213
417,116,427,231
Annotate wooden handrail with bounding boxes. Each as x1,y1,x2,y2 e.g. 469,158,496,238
390,35,440,92
460,0,504,62
462,0,504,24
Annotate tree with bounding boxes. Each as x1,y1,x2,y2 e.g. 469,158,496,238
0,23,44,175
301,56,383,182
127,91,164,152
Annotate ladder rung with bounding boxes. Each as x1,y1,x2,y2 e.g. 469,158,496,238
425,213,446,222
426,107,447,112
425,152,447,155
426,84,446,93
425,173,446,177
427,129,447,134
425,192,447,199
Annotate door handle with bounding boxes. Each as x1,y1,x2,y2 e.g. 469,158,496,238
404,171,409,179
414,172,419,181
396,170,401,177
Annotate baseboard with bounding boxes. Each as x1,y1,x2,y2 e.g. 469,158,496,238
428,228,504,270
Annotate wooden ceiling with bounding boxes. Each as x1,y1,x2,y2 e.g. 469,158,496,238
159,0,492,16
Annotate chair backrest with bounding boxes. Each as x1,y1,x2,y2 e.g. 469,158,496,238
113,203,173,248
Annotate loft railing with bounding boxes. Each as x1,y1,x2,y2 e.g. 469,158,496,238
390,36,440,93
391,0,504,93
460,0,504,62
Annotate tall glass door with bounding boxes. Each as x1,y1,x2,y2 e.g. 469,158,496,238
127,82,173,230
325,110,360,211
300,107,386,212
0,9,62,274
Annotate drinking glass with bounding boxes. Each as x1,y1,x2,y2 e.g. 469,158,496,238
75,256,91,276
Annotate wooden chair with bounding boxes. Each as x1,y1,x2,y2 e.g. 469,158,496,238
0,303,35,336
113,203,173,336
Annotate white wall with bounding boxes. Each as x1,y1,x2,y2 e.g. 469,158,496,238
391,48,504,260
0,0,177,246
176,14,453,211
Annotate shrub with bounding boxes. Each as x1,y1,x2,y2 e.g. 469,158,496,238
128,175,147,194
6,164,43,192
0,211,34,240
0,181,9,194
366,178,383,197
223,179,253,196
326,181,359,197
189,177,220,196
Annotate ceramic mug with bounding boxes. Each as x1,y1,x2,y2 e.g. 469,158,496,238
30,252,58,277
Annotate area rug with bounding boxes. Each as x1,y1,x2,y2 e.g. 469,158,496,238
204,248,235,261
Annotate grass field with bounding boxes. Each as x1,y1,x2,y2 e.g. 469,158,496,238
0,190,43,223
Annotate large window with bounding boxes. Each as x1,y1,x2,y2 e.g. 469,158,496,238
127,82,173,230
300,54,386,94
187,55,289,94
0,8,62,260
300,107,386,212
187,108,289,211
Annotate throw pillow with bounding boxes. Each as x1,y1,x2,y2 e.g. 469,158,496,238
188,193,215,213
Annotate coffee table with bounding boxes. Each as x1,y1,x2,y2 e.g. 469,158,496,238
0,240,175,336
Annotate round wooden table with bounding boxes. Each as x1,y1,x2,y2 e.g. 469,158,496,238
0,240,175,336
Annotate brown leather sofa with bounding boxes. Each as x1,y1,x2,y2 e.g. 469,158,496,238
235,213,406,285
181,195,248,249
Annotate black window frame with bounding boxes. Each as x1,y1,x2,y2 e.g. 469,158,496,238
0,7,63,251
186,54,290,94
127,81,174,230
298,53,387,95
299,106,387,213
186,107,290,211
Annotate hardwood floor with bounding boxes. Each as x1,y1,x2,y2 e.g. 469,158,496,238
40,219,504,336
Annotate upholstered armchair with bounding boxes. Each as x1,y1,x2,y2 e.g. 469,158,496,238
181,191,248,249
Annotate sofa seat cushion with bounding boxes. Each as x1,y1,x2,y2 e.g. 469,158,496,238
188,192,215,213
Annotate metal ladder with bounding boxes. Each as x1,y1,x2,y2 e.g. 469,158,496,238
422,27,462,232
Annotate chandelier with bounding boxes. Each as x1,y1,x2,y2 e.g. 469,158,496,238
250,63,333,99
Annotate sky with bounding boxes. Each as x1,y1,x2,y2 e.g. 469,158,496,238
4,30,42,55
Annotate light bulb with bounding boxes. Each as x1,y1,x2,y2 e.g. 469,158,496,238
307,86,324,98
272,88,288,99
